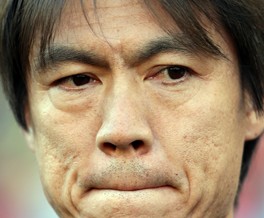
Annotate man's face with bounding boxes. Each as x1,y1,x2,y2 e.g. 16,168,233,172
25,1,259,217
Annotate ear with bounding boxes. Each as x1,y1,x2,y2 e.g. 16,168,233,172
245,109,264,141
23,106,36,152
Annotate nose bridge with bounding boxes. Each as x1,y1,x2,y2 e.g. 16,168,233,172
106,79,140,126
103,77,147,137
96,76,153,156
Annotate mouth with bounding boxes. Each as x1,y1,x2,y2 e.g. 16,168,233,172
71,164,189,216
77,167,187,198
81,185,178,204
90,185,173,192
77,174,180,200
81,176,176,195
74,159,188,201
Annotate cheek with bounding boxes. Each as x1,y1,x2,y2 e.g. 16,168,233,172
151,94,246,212
149,63,246,177
156,103,245,175
30,97,101,204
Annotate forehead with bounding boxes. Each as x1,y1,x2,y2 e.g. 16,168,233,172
33,0,236,68
55,1,172,47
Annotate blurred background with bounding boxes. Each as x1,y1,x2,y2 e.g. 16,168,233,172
0,85,264,218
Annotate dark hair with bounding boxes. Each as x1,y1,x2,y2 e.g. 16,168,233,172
0,0,263,191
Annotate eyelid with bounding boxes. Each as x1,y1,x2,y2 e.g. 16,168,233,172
147,64,192,78
52,73,100,90
145,65,194,87
40,61,104,84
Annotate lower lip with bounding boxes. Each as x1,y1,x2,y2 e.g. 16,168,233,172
83,185,177,201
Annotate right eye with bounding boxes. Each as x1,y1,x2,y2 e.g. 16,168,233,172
70,74,93,86
55,74,99,90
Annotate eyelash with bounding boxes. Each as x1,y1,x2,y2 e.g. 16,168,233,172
149,65,191,85
53,73,99,90
53,65,191,91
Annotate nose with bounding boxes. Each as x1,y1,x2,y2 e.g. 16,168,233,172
96,82,153,158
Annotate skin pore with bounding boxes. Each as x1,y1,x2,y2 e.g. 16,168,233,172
24,0,263,217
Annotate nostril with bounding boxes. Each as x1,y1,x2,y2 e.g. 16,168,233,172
103,143,117,154
99,140,149,156
131,140,144,150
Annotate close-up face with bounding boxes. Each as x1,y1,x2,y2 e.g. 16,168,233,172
24,0,262,217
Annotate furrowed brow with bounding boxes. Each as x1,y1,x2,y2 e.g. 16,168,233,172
128,35,224,67
35,45,109,72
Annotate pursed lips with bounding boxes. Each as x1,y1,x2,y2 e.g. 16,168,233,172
90,184,172,192
78,170,185,194
75,158,188,197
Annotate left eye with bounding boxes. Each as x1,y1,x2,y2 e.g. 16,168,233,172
160,66,188,80
148,65,191,86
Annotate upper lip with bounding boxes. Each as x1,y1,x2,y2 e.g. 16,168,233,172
78,168,182,193
76,158,186,194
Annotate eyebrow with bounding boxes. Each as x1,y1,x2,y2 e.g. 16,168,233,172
130,36,193,66
35,46,109,71
128,35,223,67
35,35,223,72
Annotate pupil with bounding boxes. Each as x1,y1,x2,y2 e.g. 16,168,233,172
168,67,186,80
73,75,90,86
